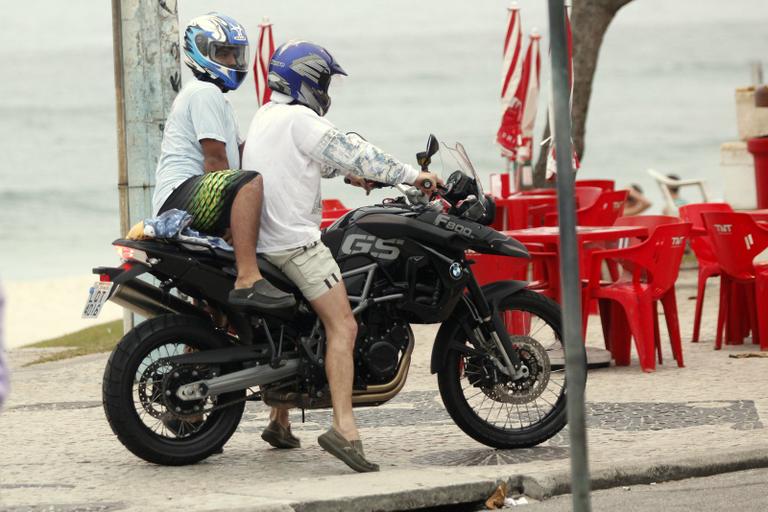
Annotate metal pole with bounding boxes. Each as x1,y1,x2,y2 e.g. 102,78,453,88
111,0,180,331
547,1,592,511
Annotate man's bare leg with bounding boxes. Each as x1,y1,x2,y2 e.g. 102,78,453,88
310,282,359,441
269,406,290,427
230,175,264,290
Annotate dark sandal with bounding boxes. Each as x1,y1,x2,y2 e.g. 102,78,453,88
228,279,296,309
317,427,380,473
261,420,301,449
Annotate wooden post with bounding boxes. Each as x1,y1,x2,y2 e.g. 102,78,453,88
111,0,180,330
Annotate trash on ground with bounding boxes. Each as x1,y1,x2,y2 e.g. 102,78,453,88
729,352,768,358
485,482,507,509
504,496,529,506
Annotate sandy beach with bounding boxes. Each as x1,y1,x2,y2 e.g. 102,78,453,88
3,276,123,350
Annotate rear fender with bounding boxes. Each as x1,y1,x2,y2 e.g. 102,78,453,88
430,280,529,374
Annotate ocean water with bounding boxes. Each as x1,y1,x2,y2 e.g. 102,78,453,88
0,0,766,280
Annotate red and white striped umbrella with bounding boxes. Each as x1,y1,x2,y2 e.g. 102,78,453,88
517,31,542,166
496,3,524,160
253,17,275,107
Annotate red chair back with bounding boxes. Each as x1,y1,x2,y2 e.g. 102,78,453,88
619,223,692,296
575,179,615,191
614,215,680,230
679,203,733,267
703,212,768,281
574,186,603,209
613,215,680,246
322,198,347,212
577,190,628,226
679,203,733,229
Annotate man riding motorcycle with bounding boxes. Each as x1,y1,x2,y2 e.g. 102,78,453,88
242,40,442,472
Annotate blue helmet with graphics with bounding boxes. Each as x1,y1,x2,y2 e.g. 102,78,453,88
183,13,249,92
268,41,347,116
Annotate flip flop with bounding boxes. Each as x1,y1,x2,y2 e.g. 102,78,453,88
317,427,380,473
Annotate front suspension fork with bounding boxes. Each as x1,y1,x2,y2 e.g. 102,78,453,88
465,275,527,378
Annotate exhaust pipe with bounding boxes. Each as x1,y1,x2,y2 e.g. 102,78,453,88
110,278,204,319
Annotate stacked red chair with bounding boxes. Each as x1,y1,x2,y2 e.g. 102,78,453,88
702,212,768,351
544,189,627,227
678,203,733,343
575,179,615,191
583,222,692,372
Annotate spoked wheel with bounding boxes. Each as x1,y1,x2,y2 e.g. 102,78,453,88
103,314,245,465
437,289,572,449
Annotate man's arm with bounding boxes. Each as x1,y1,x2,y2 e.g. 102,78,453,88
201,138,230,173
310,130,420,186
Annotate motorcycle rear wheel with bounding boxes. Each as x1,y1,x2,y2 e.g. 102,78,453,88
103,314,245,465
437,289,570,449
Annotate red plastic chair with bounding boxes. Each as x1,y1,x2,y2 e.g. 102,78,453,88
322,199,347,211
702,212,768,351
583,222,692,372
678,203,734,342
544,189,627,227
575,179,615,191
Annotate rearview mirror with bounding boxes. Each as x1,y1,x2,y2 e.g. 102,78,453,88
416,134,440,171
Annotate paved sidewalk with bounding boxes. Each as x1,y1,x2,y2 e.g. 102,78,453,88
1,268,767,511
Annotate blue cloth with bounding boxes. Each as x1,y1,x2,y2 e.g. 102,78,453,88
144,209,233,252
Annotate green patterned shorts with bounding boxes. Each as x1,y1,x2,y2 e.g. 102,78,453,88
159,170,260,236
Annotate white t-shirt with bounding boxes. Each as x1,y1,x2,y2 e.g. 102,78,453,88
152,80,242,214
242,94,419,253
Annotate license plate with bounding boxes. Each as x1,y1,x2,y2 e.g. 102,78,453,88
82,281,114,319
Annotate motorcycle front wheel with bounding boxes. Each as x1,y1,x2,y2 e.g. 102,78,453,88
437,289,571,449
103,314,245,465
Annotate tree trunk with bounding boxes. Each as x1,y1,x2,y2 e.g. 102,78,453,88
533,0,635,186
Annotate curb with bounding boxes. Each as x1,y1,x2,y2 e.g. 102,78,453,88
274,445,768,511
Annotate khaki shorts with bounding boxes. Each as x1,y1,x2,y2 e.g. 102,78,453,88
263,241,342,301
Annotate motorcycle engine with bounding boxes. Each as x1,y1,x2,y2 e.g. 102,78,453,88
355,320,411,385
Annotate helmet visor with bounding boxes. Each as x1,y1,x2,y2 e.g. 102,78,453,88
210,43,249,71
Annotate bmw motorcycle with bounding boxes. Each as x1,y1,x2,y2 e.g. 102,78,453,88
91,136,571,465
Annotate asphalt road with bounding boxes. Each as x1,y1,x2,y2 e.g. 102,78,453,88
519,468,768,512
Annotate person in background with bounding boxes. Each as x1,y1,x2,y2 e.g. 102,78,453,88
623,183,652,216
0,278,8,410
662,173,689,216
242,40,442,472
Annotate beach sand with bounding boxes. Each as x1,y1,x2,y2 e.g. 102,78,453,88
3,276,123,349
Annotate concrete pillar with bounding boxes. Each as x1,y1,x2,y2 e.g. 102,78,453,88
111,0,180,329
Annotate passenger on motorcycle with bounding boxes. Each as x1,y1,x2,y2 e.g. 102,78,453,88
242,40,442,472
152,13,294,311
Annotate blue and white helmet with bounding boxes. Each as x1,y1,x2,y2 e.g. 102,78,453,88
268,41,347,116
183,13,249,92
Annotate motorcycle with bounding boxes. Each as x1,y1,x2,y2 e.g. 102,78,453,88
89,135,572,466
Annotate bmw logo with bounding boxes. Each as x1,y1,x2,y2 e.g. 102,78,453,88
449,262,463,280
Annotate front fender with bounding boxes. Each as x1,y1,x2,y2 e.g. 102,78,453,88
430,280,529,374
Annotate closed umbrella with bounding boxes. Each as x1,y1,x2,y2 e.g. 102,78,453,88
253,17,275,107
546,1,579,178
517,31,542,171
496,3,524,162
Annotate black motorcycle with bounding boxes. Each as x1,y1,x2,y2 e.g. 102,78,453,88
92,136,571,466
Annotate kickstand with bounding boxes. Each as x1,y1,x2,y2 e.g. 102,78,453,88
301,408,306,423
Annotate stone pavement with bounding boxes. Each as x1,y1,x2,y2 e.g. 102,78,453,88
1,268,767,511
